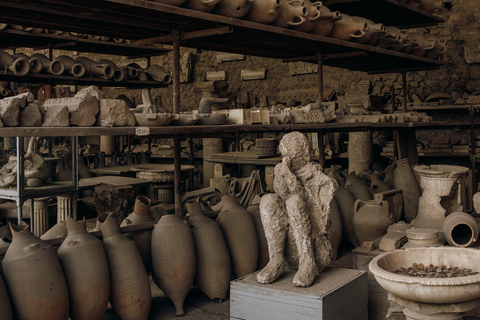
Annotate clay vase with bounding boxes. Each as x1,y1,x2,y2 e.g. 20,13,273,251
75,56,115,79
0,51,30,76
120,195,154,273
328,164,346,187
442,212,479,248
186,0,220,12
146,64,172,84
216,195,259,278
334,185,360,247
40,220,67,240
351,16,386,44
419,0,443,13
246,199,269,269
57,217,110,320
187,202,231,301
424,34,447,59
245,0,281,24
344,172,372,201
353,199,394,245
152,214,196,316
408,33,436,57
97,59,125,82
375,26,401,49
100,214,151,320
390,29,414,52
393,158,421,223
329,13,368,41
291,0,322,33
370,173,391,193
273,0,307,29
52,55,86,77
311,4,341,36
2,222,69,320
30,53,64,75
12,52,42,74
329,198,343,261
56,155,73,181
0,274,13,320
214,0,253,18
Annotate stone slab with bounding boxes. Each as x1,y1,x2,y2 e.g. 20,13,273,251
43,96,99,126
230,268,367,320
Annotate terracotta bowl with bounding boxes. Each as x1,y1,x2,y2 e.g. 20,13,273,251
133,113,173,126
170,114,199,126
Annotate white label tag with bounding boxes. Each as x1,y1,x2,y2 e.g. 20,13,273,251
136,127,150,136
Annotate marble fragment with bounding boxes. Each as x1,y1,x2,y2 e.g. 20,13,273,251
97,99,135,127
43,96,99,126
74,85,106,100
42,105,70,127
20,103,42,127
0,97,20,126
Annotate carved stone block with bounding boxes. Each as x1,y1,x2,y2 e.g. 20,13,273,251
42,105,70,127
44,96,99,126
97,99,135,127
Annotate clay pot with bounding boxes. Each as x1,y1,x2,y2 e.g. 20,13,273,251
100,214,151,320
31,53,65,75
351,16,386,44
334,185,360,247
393,158,421,223
408,33,436,57
97,59,125,82
186,0,220,12
53,55,86,77
40,220,67,240
2,222,69,320
0,51,30,76
370,173,391,193
390,29,414,52
353,199,394,244
246,0,281,24
152,214,196,316
214,0,253,18
75,56,115,79
328,164,346,187
273,0,307,29
291,0,322,33
0,274,13,320
418,0,443,12
187,202,231,301
57,217,110,320
345,172,372,201
246,199,269,269
406,0,421,8
120,195,154,273
329,14,368,41
329,198,343,261
216,195,259,278
424,34,447,59
146,64,172,83
375,26,402,49
442,212,479,247
310,5,341,36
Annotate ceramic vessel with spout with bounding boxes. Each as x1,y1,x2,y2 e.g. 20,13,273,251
311,5,341,36
214,0,253,18
291,0,322,33
186,0,220,12
246,0,281,24
273,0,307,28
329,14,368,41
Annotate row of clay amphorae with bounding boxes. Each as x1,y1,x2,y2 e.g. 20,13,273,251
0,194,265,319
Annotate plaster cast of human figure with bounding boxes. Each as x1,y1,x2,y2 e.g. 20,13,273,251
256,131,337,287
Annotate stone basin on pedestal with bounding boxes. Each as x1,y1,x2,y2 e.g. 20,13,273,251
369,247,480,320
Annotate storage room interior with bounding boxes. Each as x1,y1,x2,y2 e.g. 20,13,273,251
1,0,480,319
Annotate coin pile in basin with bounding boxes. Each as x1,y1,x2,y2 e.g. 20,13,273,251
394,263,479,278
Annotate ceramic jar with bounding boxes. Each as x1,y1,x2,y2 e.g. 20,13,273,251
390,29,414,53
75,56,115,79
186,0,220,12
216,195,259,278
375,26,402,49
100,214,151,320
246,0,281,24
152,214,196,316
246,198,270,269
40,220,67,240
408,33,436,56
329,14,368,41
145,65,172,84
52,55,86,77
328,164,346,187
2,222,69,320
214,0,253,18
351,16,386,44
310,5,341,36
393,158,421,223
344,172,372,201
442,212,479,247
370,173,391,193
334,185,360,247
57,217,110,320
291,0,322,33
0,274,13,320
0,51,30,76
418,0,443,13
424,34,447,59
187,202,231,301
120,195,154,273
329,198,343,261
406,0,421,8
353,199,394,244
273,0,307,29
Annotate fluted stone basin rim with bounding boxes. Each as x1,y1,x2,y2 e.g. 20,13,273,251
130,164,194,183
369,247,480,304
413,164,469,178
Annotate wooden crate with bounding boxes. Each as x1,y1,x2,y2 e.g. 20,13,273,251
230,268,368,320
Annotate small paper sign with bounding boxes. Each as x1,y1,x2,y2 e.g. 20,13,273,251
136,127,150,136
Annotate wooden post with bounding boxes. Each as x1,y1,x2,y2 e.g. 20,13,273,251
402,71,407,112
172,29,183,216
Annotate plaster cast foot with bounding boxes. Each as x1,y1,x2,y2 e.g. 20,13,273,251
256,256,286,284
293,259,318,287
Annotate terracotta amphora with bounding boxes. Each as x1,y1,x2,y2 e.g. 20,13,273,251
442,212,479,248
311,4,341,36
334,185,360,247
291,0,322,33
214,0,253,18
329,198,343,261
344,172,372,201
97,59,125,82
351,16,386,44
374,26,402,49
2,222,69,320
0,51,30,76
12,52,42,74
406,0,421,8
353,199,394,245
273,0,307,29
407,33,436,57
418,0,443,13
393,158,421,223
246,197,269,269
328,164,346,187
0,274,13,320
75,56,115,79
187,202,231,301
152,214,196,316
30,53,64,75
100,213,151,320
329,14,368,41
40,220,67,240
424,34,447,59
186,0,220,12
57,217,110,320
370,173,391,193
120,195,154,273
146,65,172,84
53,55,86,77
390,29,414,53
216,195,259,278
245,0,281,24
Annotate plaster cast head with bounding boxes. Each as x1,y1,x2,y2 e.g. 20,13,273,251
279,132,311,168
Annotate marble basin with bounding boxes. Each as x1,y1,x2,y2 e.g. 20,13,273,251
130,164,194,183
133,113,173,126
369,247,480,304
